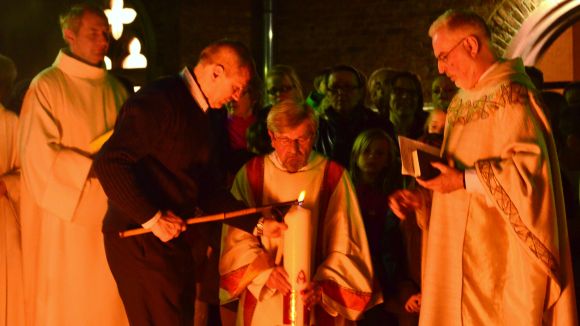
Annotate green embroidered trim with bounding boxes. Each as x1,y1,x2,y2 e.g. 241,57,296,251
447,82,529,126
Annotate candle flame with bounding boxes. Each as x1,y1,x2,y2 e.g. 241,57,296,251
298,191,306,204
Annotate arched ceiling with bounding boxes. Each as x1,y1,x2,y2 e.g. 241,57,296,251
487,0,580,65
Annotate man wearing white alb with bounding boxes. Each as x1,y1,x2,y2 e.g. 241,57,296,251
18,4,129,325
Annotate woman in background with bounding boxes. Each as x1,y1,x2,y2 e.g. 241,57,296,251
350,129,418,326
247,64,304,155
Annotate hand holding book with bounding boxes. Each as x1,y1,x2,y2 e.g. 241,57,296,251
415,162,465,193
398,136,464,193
412,149,446,180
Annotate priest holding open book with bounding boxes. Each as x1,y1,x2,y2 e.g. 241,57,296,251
389,9,576,325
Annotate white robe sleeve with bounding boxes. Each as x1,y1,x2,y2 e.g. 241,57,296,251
19,77,92,221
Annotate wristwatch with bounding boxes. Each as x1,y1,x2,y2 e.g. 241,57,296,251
255,217,265,237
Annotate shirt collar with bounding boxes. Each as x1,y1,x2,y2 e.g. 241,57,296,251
180,67,209,112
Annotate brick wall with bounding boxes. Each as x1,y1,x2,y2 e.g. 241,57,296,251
1,0,540,99
178,0,510,99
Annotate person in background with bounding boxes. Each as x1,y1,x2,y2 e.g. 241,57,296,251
306,67,330,112
559,82,580,220
220,100,377,325
524,66,568,149
418,108,447,149
388,71,427,140
390,9,577,325
247,64,304,155
425,108,446,136
6,79,31,116
212,75,263,183
349,129,418,326
430,74,457,112
18,3,130,325
368,67,399,118
0,53,24,326
316,64,395,167
0,56,17,110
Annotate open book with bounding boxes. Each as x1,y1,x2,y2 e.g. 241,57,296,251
398,136,444,180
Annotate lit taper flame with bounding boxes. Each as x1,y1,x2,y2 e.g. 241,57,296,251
298,191,306,206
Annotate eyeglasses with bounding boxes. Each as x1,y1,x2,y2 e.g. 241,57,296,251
436,37,467,64
273,133,313,146
267,85,294,95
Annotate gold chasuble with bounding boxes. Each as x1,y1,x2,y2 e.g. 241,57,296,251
419,58,577,325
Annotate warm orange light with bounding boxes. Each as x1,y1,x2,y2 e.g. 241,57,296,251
105,0,137,40
298,191,306,203
122,37,147,69
104,56,112,70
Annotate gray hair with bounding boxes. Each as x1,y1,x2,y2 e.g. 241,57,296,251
428,9,491,42
267,99,318,135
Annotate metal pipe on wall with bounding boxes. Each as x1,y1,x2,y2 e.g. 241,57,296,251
263,0,273,78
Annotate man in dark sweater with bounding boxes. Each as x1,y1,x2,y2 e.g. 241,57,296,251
94,40,286,326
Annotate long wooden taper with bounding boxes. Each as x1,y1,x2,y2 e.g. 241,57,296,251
118,199,297,238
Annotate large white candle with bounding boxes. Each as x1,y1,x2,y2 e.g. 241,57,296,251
282,202,312,326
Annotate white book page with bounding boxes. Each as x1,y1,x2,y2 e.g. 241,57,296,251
398,135,441,176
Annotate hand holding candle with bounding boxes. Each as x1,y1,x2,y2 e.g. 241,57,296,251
263,218,288,238
300,282,322,309
265,266,291,296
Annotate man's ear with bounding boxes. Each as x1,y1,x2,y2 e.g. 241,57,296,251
267,130,275,142
212,64,225,79
464,35,480,58
63,28,75,45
